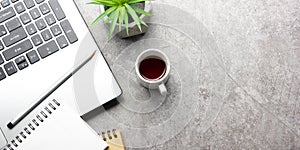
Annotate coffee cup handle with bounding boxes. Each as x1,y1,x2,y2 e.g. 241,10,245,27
158,83,167,96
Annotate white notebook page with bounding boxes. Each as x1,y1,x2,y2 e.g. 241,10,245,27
7,99,107,150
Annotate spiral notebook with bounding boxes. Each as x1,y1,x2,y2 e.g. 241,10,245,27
1,99,107,150
100,129,125,150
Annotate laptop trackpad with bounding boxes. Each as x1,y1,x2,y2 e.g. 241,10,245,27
72,51,120,115
48,50,120,116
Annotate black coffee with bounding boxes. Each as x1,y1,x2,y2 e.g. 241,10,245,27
139,58,166,80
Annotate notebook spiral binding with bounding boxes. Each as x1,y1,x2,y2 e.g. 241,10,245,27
99,129,125,150
2,99,61,150
99,129,118,141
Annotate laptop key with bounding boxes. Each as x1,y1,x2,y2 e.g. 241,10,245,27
41,29,52,41
15,55,29,70
31,34,42,46
35,0,44,4
50,24,61,36
17,60,28,70
61,20,78,44
15,55,25,64
0,67,6,81
14,2,25,14
3,39,33,61
20,13,31,24
4,61,17,76
49,0,65,21
26,50,39,64
24,0,34,9
25,23,36,35
0,25,7,37
56,35,68,49
0,55,4,64
35,18,46,30
37,40,58,58
3,27,27,47
5,17,21,32
29,8,41,20
11,0,19,3
45,14,56,26
0,7,16,23
0,41,4,51
39,3,50,15
1,0,10,8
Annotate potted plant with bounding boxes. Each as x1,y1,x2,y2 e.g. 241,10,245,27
88,0,153,39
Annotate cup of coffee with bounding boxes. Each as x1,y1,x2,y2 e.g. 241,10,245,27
135,49,170,96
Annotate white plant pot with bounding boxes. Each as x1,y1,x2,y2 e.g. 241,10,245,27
99,1,152,38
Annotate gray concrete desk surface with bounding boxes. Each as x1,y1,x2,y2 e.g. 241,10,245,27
74,0,300,149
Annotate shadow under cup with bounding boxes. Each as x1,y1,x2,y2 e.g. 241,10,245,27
135,49,170,95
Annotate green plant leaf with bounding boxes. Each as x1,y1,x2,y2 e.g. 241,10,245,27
124,8,129,35
86,1,112,6
86,1,103,5
111,0,122,5
89,6,117,28
119,7,126,31
127,0,147,5
119,7,126,23
120,0,128,3
87,0,117,6
108,7,121,39
89,0,152,39
118,12,123,31
104,15,113,24
125,3,142,31
132,6,152,16
138,17,147,27
104,8,117,24
104,9,117,24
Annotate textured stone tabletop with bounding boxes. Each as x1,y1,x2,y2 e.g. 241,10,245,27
75,0,300,149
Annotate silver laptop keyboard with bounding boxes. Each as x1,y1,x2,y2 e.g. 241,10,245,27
0,0,78,81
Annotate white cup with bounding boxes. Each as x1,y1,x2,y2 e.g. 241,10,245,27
135,49,170,96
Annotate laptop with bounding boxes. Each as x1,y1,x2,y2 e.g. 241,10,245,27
0,0,122,145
